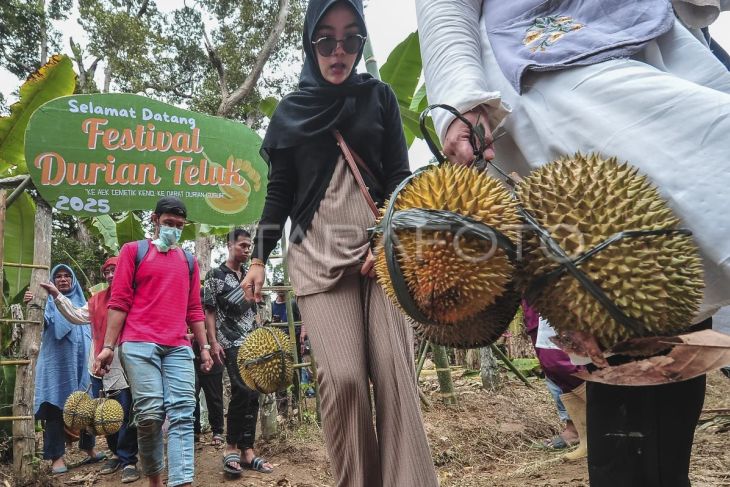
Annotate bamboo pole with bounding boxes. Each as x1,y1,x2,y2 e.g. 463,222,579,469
0,416,33,422
309,350,321,424
13,199,52,484
416,341,430,379
363,37,380,80
431,345,457,405
490,344,533,388
0,360,31,366
0,190,6,309
2,262,50,270
5,176,32,209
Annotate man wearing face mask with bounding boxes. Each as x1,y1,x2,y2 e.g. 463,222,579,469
95,196,213,487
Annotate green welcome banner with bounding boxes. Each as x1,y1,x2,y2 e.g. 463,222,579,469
25,93,268,226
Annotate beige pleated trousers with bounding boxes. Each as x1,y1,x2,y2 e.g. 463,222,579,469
298,273,439,487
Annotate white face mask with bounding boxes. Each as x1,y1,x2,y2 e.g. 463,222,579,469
152,225,182,252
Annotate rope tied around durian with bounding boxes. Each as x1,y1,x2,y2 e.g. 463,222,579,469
369,170,519,327
242,326,292,392
413,104,695,337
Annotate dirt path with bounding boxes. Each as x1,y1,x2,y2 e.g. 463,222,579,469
18,371,730,486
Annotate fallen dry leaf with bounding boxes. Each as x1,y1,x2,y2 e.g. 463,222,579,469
575,330,730,386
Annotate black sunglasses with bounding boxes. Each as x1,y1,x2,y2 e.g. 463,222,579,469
312,34,366,57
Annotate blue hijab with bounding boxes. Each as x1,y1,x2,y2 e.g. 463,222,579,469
45,264,88,340
35,264,91,414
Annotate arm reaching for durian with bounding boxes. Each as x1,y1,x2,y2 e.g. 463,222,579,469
416,0,506,157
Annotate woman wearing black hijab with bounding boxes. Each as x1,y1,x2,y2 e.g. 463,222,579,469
241,1,439,485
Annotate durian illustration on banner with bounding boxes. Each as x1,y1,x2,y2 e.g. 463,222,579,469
238,327,294,394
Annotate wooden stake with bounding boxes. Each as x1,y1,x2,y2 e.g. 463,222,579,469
13,199,52,484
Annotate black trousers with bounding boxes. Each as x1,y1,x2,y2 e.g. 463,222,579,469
587,375,706,487
193,362,224,436
224,346,260,450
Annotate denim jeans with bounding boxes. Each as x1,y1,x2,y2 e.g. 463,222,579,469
120,342,195,486
545,377,570,422
90,376,138,467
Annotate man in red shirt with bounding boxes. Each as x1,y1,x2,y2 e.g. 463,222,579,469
95,197,212,487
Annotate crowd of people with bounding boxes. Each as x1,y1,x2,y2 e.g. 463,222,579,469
26,0,730,486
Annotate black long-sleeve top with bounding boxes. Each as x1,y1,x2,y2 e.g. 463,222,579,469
252,83,410,262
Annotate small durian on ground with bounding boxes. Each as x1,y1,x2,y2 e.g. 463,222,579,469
516,153,704,347
238,327,293,394
92,397,124,436
374,164,522,325
63,391,95,432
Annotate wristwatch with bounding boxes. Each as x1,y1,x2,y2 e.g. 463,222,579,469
202,344,211,351
102,345,115,352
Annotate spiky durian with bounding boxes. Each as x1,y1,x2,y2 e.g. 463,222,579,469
238,327,293,394
516,153,703,347
374,164,522,325
413,284,521,348
63,391,95,431
91,397,124,436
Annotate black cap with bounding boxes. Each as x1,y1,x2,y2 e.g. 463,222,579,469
154,196,187,218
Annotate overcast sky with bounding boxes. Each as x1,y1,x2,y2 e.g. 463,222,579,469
1,3,729,167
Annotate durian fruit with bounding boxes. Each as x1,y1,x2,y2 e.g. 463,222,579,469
91,397,125,436
374,164,522,325
516,153,704,347
63,391,95,431
413,284,521,348
238,327,293,394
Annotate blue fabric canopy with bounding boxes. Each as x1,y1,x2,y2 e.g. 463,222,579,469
34,264,91,414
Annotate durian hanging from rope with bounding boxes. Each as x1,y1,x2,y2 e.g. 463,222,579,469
516,153,704,347
238,327,293,394
63,390,95,432
372,163,523,346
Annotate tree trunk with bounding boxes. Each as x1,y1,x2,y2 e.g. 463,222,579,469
453,349,467,367
259,393,278,440
431,345,457,406
465,348,481,371
103,63,112,93
209,0,291,117
13,200,52,485
195,235,213,276
39,0,48,65
480,346,501,391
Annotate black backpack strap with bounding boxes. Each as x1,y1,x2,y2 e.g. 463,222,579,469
183,249,194,282
132,239,150,290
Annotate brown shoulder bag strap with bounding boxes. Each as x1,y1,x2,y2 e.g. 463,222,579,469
332,130,380,217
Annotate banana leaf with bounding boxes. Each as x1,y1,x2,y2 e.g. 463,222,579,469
3,192,35,302
90,215,119,253
115,212,145,246
380,32,422,110
0,54,76,174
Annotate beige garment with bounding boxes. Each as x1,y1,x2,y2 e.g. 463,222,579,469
288,156,373,296
298,274,439,487
289,158,438,487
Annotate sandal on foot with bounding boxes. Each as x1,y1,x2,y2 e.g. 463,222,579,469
533,435,575,450
223,453,243,476
52,465,68,475
211,434,225,446
75,451,107,467
243,456,273,474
